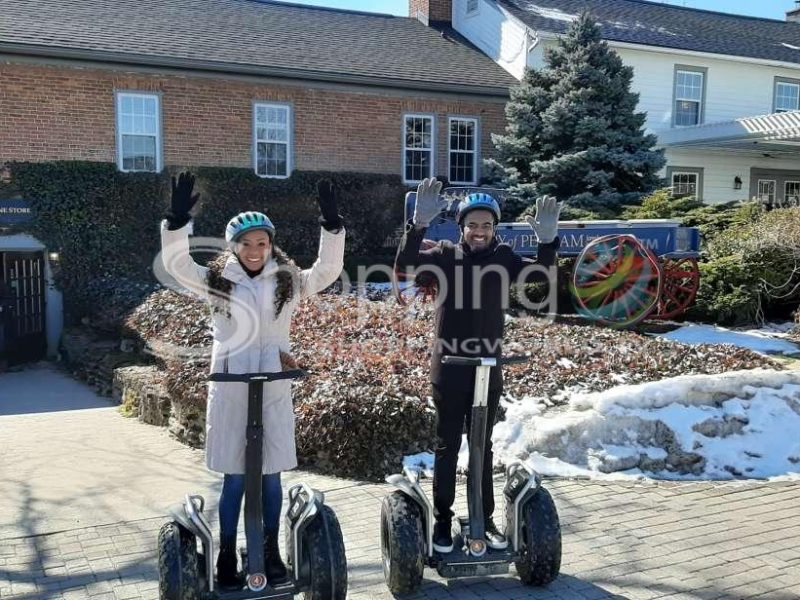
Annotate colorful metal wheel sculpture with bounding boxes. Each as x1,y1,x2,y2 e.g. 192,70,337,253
653,257,700,320
571,234,662,327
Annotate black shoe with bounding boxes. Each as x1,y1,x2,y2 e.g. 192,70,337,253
216,541,244,589
264,530,289,585
485,518,508,550
433,519,454,553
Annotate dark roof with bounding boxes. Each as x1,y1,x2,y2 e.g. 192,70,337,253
498,0,800,65
0,0,516,95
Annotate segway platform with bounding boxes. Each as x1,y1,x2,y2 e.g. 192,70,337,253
158,370,348,600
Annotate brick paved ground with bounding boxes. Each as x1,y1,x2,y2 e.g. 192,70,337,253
1,366,799,600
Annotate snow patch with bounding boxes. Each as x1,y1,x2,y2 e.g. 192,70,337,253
406,370,800,481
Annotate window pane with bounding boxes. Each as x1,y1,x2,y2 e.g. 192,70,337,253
672,173,697,197
776,83,800,112
405,149,431,182
122,134,156,172
257,142,267,175
450,152,475,184
676,71,703,101
785,181,800,205
449,119,476,183
254,106,291,176
405,117,432,149
675,100,700,126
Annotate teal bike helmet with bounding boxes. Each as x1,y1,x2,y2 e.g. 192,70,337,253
456,193,501,225
225,211,275,245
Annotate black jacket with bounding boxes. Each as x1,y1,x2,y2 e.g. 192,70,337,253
395,222,558,392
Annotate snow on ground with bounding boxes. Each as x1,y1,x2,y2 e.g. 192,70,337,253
405,369,800,481
659,323,800,357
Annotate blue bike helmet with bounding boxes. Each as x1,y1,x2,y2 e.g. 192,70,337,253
456,193,501,225
225,211,275,244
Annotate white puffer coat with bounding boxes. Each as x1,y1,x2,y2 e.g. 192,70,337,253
160,221,345,474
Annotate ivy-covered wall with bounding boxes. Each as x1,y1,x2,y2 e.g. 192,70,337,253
4,161,407,326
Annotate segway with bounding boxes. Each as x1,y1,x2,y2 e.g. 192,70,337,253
158,369,348,599
381,355,561,594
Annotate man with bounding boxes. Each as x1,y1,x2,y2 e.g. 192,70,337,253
395,178,560,553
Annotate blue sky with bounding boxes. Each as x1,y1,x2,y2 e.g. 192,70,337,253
278,0,793,21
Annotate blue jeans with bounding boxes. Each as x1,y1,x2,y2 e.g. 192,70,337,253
218,472,282,543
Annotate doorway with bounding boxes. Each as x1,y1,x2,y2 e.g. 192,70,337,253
0,251,47,365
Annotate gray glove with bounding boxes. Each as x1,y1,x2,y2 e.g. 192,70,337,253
412,177,445,228
525,195,562,244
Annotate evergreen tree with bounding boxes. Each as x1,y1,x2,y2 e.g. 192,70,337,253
486,12,665,217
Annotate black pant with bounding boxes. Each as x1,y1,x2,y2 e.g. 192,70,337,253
432,385,501,523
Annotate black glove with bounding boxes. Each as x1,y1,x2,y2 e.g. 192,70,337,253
317,179,344,231
165,171,200,230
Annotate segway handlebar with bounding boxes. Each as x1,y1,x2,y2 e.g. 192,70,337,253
209,369,307,383
441,354,531,366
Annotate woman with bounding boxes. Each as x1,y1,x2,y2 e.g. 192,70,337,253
160,172,345,587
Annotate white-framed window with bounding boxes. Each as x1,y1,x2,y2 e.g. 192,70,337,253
254,103,292,178
403,114,434,184
448,117,478,185
785,181,800,205
775,80,800,113
466,0,479,15
671,172,698,197
758,180,776,204
674,69,705,127
116,92,161,172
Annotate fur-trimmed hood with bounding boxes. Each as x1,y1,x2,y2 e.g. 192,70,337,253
206,246,301,317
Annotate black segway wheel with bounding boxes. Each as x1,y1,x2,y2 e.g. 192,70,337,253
302,505,348,600
380,491,424,595
158,521,201,600
515,487,562,586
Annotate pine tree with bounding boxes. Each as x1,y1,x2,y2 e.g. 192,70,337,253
486,12,665,217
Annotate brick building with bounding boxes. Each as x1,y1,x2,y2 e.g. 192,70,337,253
0,0,514,184
0,0,514,363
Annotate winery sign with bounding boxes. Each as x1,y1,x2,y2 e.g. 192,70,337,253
0,199,33,226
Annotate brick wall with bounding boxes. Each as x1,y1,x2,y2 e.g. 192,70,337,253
0,62,506,182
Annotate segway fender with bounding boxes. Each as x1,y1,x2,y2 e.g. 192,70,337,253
385,471,435,558
286,483,323,585
167,495,216,594
167,503,203,539
503,463,541,553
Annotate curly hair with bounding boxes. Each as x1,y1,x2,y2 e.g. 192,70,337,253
205,247,301,318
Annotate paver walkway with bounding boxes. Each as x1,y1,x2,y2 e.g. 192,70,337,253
1,364,798,599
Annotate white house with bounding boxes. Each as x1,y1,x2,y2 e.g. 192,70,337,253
411,0,800,205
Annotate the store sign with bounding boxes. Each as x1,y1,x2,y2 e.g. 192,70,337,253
0,199,33,226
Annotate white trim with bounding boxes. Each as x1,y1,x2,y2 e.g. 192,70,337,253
402,113,435,184
115,91,162,173
447,116,479,185
253,102,293,179
533,30,800,72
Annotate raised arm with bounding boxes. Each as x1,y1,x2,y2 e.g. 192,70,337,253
159,172,209,299
299,179,346,298
510,195,563,284
394,178,447,272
